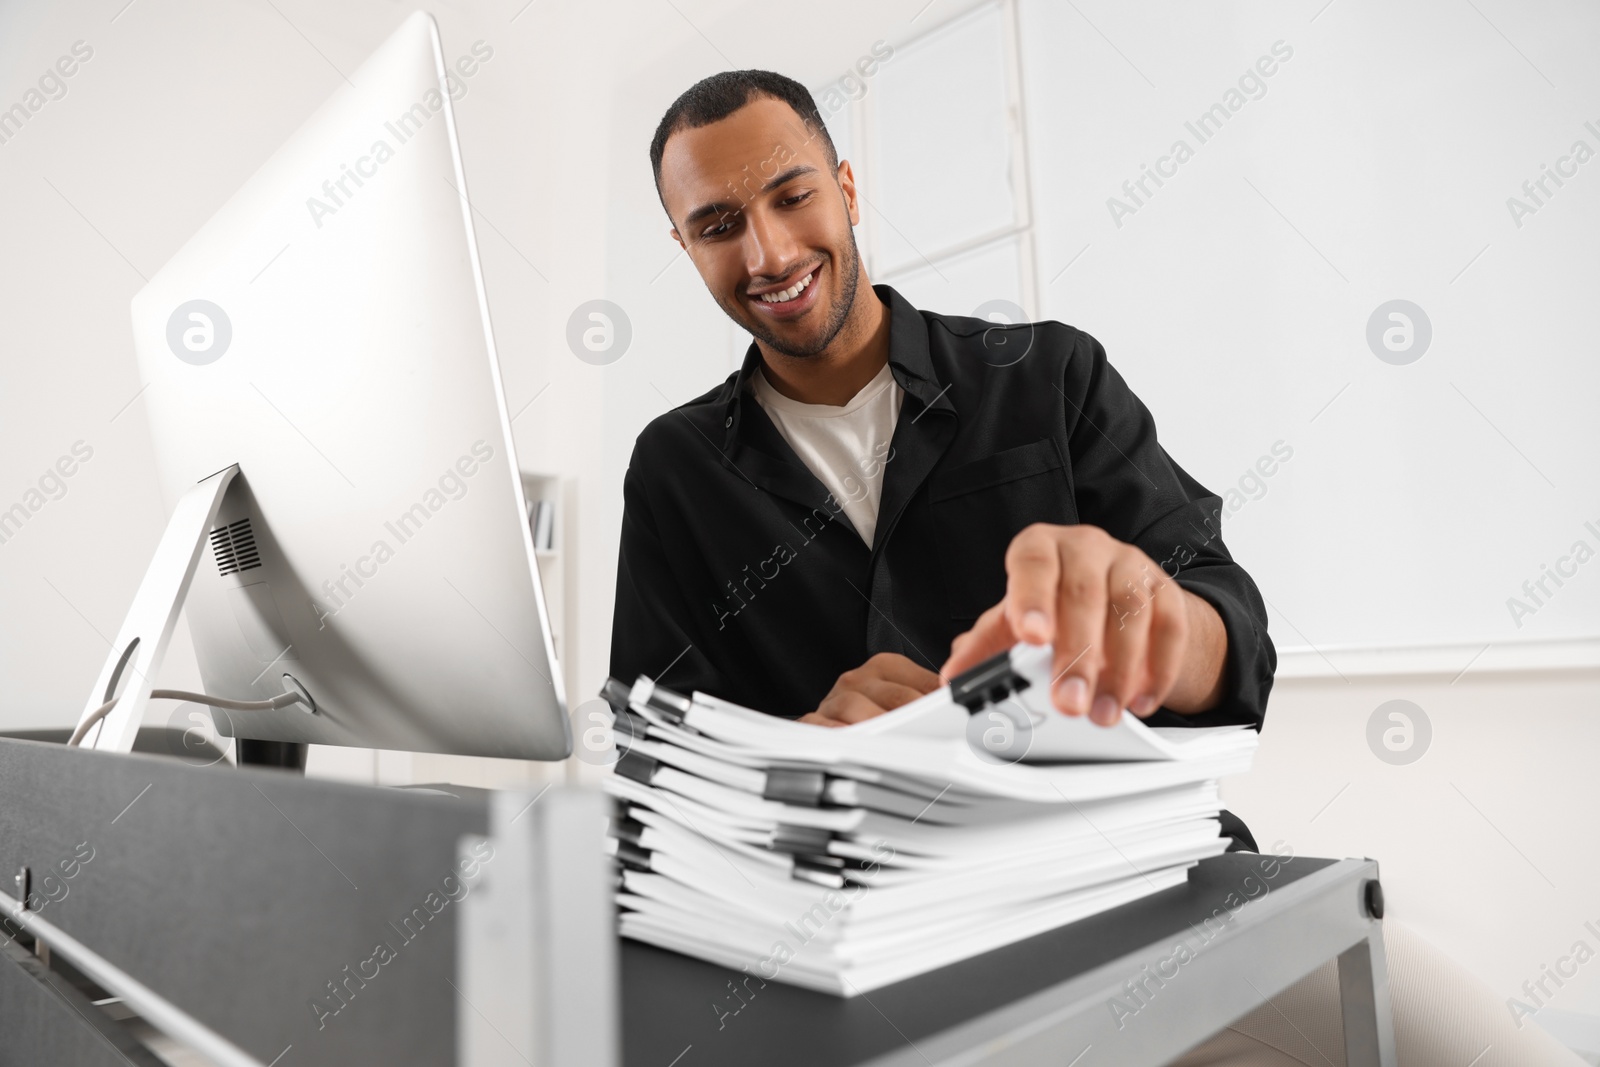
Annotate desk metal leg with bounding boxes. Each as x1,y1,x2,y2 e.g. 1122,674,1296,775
458,787,618,1067
1338,928,1397,1067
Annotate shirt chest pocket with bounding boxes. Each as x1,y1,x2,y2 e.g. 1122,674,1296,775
927,438,1078,621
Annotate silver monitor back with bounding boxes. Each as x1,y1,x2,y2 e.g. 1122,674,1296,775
127,11,568,759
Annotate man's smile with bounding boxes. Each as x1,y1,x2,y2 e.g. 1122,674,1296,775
747,262,822,320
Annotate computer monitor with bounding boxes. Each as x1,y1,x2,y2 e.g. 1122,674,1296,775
73,11,569,760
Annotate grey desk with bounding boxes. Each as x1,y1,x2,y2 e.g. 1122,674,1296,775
0,735,615,1067
621,852,1396,1067
0,735,1392,1066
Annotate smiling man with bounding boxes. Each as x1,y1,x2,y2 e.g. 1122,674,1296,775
610,70,1600,1067
610,70,1274,847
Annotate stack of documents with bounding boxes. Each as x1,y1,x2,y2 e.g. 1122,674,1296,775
599,643,1258,996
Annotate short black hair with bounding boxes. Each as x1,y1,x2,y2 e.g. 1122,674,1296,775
649,70,838,196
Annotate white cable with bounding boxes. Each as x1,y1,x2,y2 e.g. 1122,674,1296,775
70,698,121,748
68,689,305,748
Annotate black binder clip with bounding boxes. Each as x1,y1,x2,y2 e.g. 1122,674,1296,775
762,767,827,807
629,676,692,724
614,839,652,872
610,814,647,847
600,678,649,740
771,825,833,856
615,748,661,786
949,650,1031,714
599,677,633,715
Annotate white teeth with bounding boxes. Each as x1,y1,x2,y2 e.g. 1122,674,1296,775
757,270,813,303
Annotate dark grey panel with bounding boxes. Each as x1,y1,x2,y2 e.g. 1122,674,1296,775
0,936,163,1067
620,853,1337,1067
0,737,488,1066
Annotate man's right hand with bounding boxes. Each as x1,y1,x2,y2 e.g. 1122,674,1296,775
797,652,942,728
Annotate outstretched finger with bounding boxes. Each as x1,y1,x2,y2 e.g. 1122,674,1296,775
1135,587,1189,716
938,602,1015,681
1002,525,1061,647
1094,555,1159,727
1049,541,1109,717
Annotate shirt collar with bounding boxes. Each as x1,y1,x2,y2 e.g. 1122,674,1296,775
721,283,954,451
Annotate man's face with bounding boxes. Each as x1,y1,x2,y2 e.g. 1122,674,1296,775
658,96,863,359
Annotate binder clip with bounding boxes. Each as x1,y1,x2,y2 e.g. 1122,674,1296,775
627,676,691,723
949,649,1031,714
599,674,691,725
600,677,648,740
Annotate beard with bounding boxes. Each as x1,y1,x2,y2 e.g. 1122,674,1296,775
720,230,863,359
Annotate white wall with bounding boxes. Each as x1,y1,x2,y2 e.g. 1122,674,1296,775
1001,0,1600,1026
1229,670,1600,1024
2,0,1596,1037
1016,1,1598,1029
1017,0,1600,657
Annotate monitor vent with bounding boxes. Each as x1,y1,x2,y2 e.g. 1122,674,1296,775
209,518,262,576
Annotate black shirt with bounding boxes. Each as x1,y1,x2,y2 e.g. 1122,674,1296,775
609,285,1274,847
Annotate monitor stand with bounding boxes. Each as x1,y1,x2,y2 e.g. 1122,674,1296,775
236,738,307,771
73,465,240,754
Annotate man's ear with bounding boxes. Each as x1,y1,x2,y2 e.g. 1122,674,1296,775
669,226,685,250
836,159,861,228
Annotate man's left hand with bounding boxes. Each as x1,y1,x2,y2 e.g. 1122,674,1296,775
939,523,1226,727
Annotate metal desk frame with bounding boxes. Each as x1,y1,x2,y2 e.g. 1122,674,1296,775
863,856,1393,1067
0,736,1392,1066
617,851,1394,1067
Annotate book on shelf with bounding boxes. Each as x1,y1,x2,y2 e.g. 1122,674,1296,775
528,498,554,551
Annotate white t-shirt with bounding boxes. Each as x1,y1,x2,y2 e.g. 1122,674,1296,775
750,361,903,548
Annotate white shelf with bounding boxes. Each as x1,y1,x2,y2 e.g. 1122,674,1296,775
1275,635,1600,680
